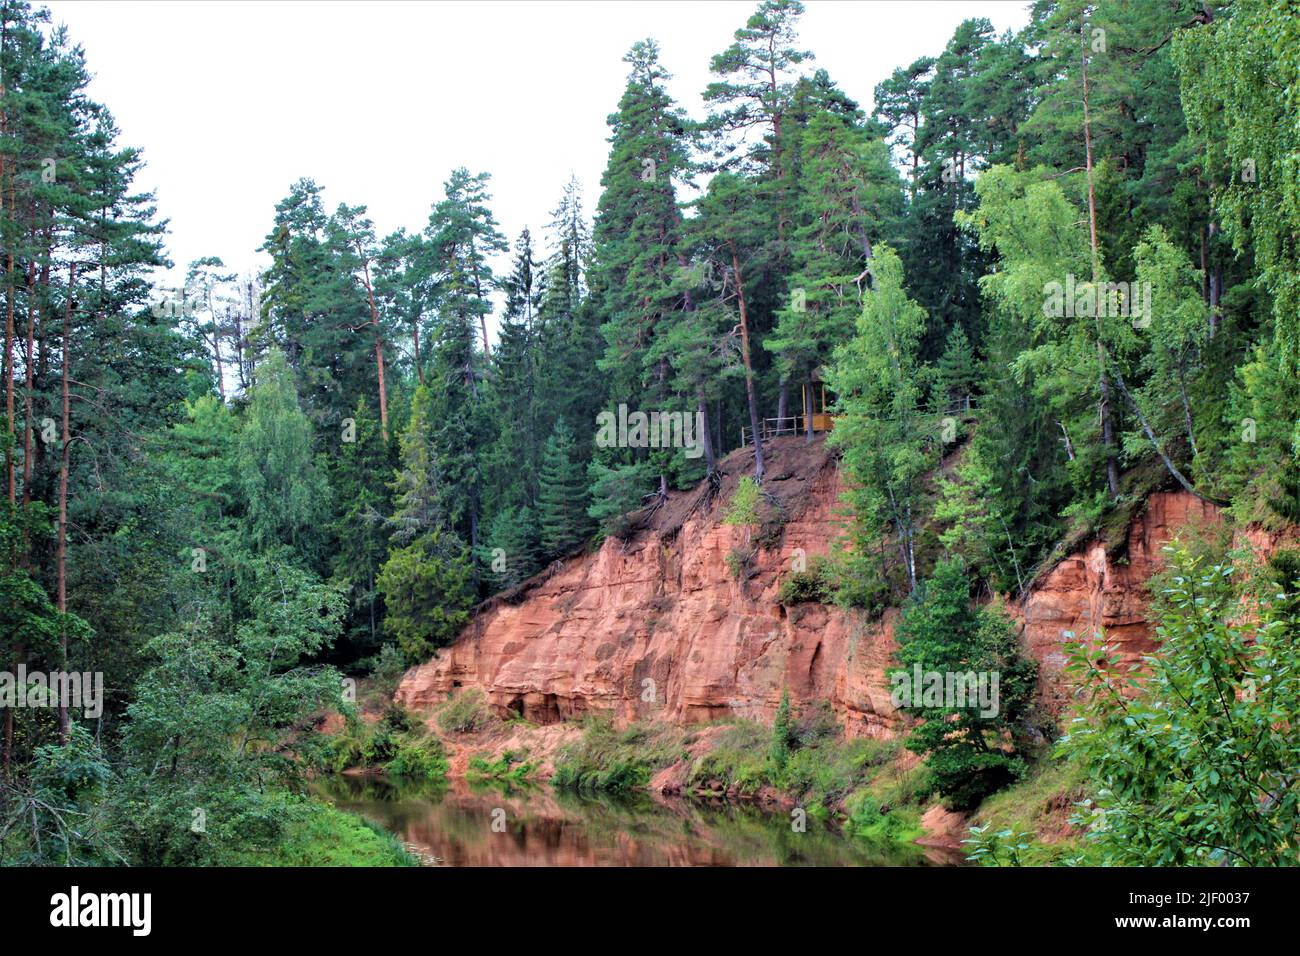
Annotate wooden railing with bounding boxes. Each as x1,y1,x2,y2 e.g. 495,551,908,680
740,416,805,447
737,398,978,448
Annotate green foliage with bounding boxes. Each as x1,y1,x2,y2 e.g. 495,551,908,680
935,323,977,411
770,690,793,770
4,0,1300,872
383,734,450,781
537,419,591,556
777,554,834,604
965,756,1087,866
827,245,932,594
723,475,761,526
1174,0,1300,370
962,824,1037,867
109,560,347,865
329,396,393,658
686,722,770,796
314,707,448,782
467,750,538,784
229,800,417,867
0,726,122,865
236,350,331,560
377,533,472,665
891,558,1037,810
551,719,686,793
1059,543,1300,865
480,506,541,592
844,791,921,844
586,458,654,538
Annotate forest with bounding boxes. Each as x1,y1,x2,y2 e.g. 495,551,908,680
1,0,1299,868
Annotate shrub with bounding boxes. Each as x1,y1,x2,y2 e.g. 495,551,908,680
684,722,769,795
384,735,449,781
777,555,835,604
770,691,792,770
724,546,757,580
1058,543,1300,865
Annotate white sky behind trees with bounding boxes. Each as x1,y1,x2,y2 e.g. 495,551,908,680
44,0,1030,322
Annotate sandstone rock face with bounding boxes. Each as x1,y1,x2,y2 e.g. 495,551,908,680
1017,491,1222,714
397,437,901,737
396,439,1247,736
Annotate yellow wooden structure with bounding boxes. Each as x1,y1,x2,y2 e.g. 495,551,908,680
802,367,834,433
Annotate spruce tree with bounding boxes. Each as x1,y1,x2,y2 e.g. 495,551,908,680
421,168,506,576
936,323,977,412
480,504,541,591
537,418,590,556
330,396,391,656
486,228,543,515
892,558,1035,810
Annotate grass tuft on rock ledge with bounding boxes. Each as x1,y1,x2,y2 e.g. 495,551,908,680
551,719,688,792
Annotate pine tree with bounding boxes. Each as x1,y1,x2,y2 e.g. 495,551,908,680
702,0,813,186
874,56,935,200
767,109,904,439
690,173,770,477
258,179,373,432
329,203,395,441
702,0,816,424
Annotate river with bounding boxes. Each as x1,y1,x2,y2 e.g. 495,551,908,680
317,775,951,866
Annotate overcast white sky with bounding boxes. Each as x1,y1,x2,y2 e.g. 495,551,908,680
44,0,1029,298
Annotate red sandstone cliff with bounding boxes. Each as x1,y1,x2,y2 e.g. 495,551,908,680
395,436,1259,735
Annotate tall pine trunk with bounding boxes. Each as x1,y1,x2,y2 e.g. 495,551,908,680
728,242,763,482
359,256,389,440
4,155,13,504
696,392,715,474
56,261,74,742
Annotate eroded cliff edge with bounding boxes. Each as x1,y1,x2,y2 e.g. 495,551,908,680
395,435,1243,736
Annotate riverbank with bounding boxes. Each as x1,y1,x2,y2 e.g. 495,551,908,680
334,687,968,864
317,773,936,866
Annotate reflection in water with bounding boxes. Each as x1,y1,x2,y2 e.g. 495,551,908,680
316,775,936,866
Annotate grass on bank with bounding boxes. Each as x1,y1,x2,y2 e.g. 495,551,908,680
311,705,448,781
962,756,1086,865
551,719,690,792
467,749,539,784
550,703,930,847
229,799,418,866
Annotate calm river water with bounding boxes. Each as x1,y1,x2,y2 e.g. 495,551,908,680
317,775,950,866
